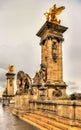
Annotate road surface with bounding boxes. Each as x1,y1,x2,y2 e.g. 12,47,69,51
0,103,39,130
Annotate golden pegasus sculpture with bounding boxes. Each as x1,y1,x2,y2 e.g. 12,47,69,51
8,65,14,73
44,4,65,24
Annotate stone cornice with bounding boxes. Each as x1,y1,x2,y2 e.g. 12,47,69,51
37,21,68,38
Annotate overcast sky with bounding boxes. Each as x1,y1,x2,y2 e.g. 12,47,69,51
0,0,81,97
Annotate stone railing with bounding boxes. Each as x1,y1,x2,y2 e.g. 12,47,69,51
29,100,81,127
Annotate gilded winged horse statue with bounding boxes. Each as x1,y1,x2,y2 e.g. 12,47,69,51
44,4,65,24
8,65,14,73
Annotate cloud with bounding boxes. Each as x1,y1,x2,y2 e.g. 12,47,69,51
0,86,5,97
0,68,7,97
0,0,81,96
0,83,6,97
0,68,7,81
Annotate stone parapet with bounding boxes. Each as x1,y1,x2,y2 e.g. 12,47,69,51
29,100,81,127
14,95,30,112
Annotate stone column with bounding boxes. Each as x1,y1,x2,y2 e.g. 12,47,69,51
36,21,68,99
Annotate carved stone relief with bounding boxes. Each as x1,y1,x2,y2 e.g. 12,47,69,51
52,87,62,97
16,71,32,95
33,64,47,84
52,41,58,62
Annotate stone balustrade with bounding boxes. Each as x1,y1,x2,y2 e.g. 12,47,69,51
29,99,81,127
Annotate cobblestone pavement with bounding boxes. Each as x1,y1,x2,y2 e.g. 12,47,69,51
0,103,39,130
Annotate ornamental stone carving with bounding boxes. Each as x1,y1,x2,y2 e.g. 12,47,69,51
16,71,32,95
33,64,47,84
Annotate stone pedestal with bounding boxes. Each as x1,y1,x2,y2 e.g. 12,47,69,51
6,72,15,96
36,21,68,99
2,69,15,106
14,95,30,114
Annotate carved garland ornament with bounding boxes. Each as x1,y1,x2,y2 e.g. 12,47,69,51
52,41,58,62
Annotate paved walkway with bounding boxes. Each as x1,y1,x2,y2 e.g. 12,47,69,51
0,103,39,130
